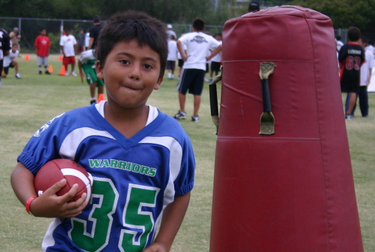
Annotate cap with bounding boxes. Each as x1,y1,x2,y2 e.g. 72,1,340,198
248,1,260,12
167,24,172,29
14,27,19,30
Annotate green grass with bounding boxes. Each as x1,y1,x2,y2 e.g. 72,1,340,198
0,54,374,251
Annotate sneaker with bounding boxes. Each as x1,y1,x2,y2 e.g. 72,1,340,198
70,71,77,77
173,111,186,120
39,70,42,75
45,71,51,75
345,115,352,120
191,116,199,122
15,73,21,79
90,99,96,105
65,71,69,76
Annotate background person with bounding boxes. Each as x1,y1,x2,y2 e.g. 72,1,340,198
34,28,51,75
3,43,21,79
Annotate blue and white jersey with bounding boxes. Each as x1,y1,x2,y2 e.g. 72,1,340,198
18,103,195,252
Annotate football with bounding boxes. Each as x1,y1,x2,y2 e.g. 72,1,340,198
34,159,93,202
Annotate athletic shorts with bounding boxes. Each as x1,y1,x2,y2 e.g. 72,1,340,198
176,68,205,95
178,59,184,68
211,61,221,72
37,56,48,66
166,61,176,71
341,82,360,93
82,64,104,86
63,56,76,66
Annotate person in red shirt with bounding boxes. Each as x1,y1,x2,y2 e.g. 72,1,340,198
34,28,51,75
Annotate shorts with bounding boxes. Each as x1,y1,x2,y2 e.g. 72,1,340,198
178,59,184,68
37,56,48,66
211,61,221,72
63,56,76,66
82,64,104,86
3,61,15,74
78,46,85,53
341,81,360,93
176,68,205,95
166,61,176,71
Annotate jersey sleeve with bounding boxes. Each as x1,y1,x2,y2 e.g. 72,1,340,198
174,134,195,196
17,113,69,174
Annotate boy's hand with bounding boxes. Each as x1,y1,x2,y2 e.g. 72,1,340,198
143,242,167,252
30,179,88,218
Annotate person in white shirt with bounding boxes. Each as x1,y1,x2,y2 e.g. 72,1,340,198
60,28,77,76
3,43,21,79
166,35,178,80
174,18,222,122
166,24,177,40
359,36,375,117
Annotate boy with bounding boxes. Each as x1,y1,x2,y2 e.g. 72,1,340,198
34,28,51,74
78,48,105,104
3,43,21,78
166,35,177,80
338,26,365,120
11,11,195,252
60,28,77,76
175,18,222,122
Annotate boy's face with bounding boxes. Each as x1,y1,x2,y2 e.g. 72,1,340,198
96,39,163,109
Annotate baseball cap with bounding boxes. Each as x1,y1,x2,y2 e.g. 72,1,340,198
167,24,172,29
248,1,260,12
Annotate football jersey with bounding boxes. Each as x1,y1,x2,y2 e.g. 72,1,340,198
79,49,97,69
339,42,365,88
179,32,221,70
0,28,11,60
18,103,195,252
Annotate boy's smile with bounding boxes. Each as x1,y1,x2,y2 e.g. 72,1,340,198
96,39,163,110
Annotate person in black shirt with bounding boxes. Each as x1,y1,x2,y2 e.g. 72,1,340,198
88,15,103,49
338,27,365,120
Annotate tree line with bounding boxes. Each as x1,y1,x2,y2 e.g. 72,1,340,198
1,0,373,33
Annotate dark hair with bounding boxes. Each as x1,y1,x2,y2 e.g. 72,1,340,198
93,15,101,23
347,27,361,42
192,18,205,31
97,11,168,78
361,35,368,44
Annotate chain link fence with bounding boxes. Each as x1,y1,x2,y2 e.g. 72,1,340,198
0,17,224,54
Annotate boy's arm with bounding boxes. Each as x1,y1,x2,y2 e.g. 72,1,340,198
11,162,88,218
177,40,187,61
144,192,191,252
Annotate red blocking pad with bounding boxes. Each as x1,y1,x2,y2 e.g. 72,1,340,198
210,6,363,252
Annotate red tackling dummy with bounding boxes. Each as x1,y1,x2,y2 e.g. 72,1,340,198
210,6,363,252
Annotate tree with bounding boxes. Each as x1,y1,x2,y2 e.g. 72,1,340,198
289,0,375,32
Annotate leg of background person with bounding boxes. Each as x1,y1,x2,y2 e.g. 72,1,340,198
193,95,201,117
358,86,369,117
345,92,357,116
178,92,186,113
346,92,357,116
14,61,19,74
90,82,96,98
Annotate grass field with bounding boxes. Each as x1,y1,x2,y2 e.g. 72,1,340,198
0,54,374,251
